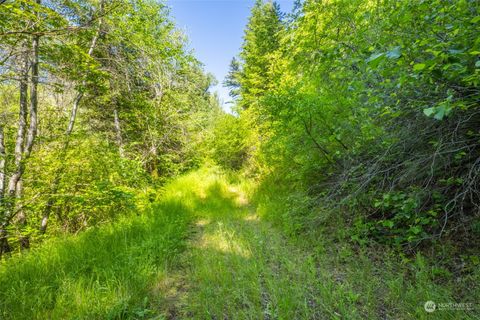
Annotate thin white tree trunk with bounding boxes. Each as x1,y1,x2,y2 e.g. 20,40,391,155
0,125,6,199
0,124,9,256
113,108,124,157
13,50,29,247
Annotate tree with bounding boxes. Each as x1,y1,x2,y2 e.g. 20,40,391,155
223,57,241,99
0,0,44,255
0,0,218,255
237,0,283,109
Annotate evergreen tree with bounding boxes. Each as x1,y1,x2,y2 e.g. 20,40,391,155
223,57,241,99
238,0,283,108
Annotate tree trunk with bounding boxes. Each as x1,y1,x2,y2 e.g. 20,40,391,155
39,177,59,234
113,108,124,157
0,125,6,200
16,52,29,164
13,50,30,249
25,23,39,157
6,49,30,207
0,124,10,258
0,228,10,258
15,179,29,249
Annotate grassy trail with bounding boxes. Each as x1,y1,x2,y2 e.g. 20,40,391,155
0,168,317,319
170,180,326,319
0,167,475,319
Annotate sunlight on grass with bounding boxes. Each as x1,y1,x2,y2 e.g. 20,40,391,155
195,222,252,258
243,214,259,221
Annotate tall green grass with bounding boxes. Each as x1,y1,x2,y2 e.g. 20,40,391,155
0,169,219,319
0,207,185,318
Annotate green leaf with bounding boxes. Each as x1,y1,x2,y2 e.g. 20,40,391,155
424,104,451,120
433,107,445,120
409,226,422,235
423,107,435,117
413,63,426,71
386,46,401,59
471,16,480,24
383,220,395,228
448,48,463,55
434,103,452,120
475,60,480,68
366,53,385,68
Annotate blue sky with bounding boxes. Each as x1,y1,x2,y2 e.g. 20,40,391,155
168,0,294,111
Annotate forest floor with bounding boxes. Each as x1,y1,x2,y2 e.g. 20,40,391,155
0,167,475,319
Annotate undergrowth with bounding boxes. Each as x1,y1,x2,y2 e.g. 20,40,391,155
249,173,480,319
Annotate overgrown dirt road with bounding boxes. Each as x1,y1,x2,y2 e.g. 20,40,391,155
163,170,327,319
